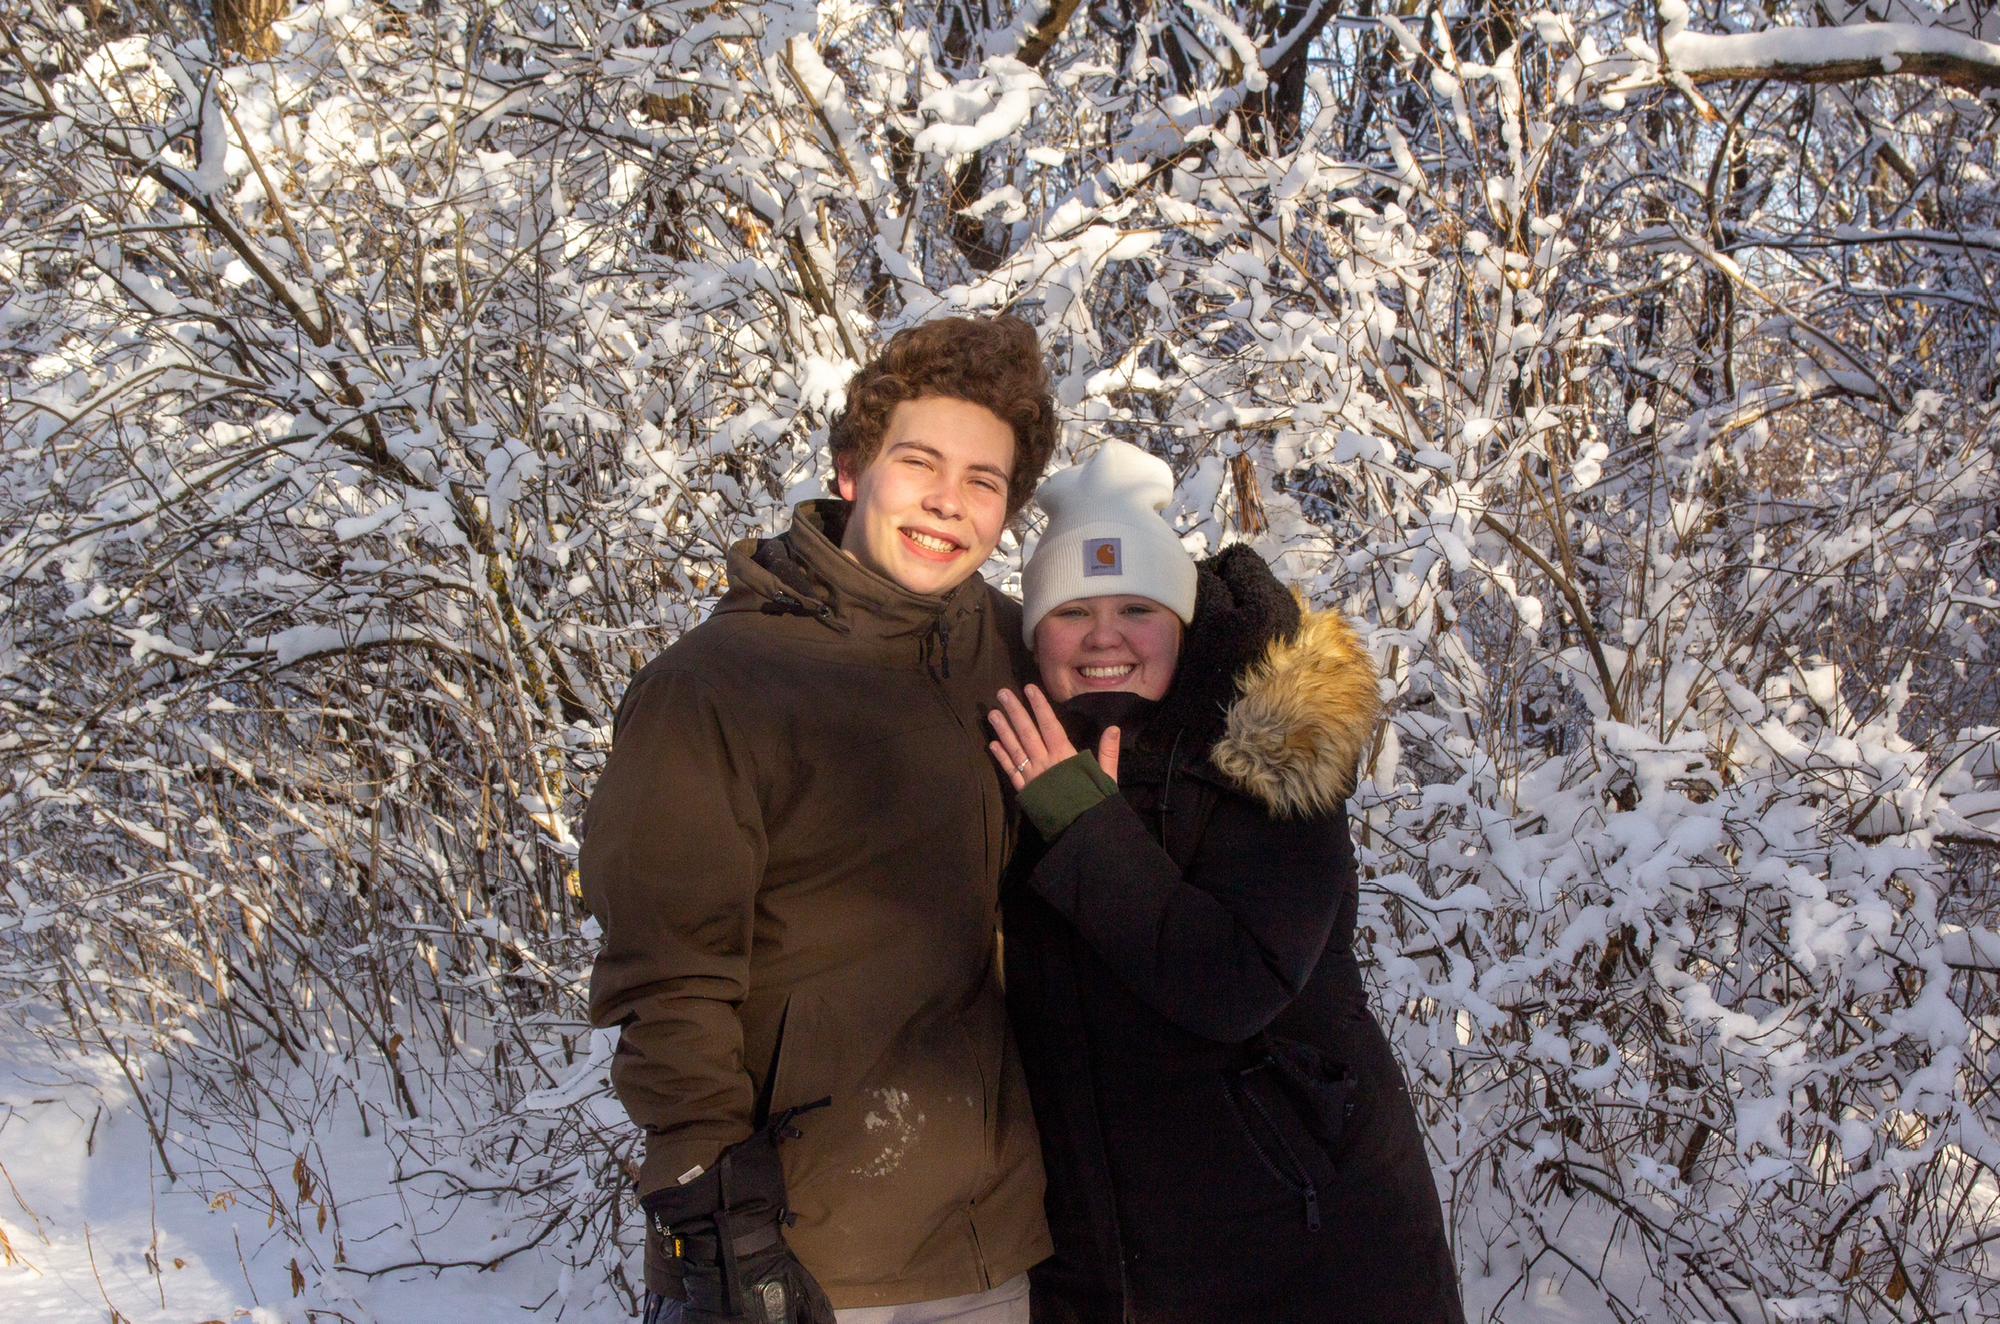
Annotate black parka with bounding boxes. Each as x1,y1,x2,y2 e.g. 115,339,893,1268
1004,546,1464,1324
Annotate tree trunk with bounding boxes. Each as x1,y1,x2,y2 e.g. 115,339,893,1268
214,0,288,59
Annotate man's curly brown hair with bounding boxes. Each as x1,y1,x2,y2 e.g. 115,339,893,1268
829,315,1058,518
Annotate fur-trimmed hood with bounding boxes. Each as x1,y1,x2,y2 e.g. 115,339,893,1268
1092,544,1378,819
1210,605,1380,817
1048,548,1376,820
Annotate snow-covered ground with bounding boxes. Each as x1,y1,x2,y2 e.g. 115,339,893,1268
0,1038,292,1321
0,1018,1651,1323
0,1026,598,1322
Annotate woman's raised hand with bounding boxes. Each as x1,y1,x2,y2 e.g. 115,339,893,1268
988,684,1120,790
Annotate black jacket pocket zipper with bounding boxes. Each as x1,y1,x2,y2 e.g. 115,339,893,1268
1225,1061,1322,1231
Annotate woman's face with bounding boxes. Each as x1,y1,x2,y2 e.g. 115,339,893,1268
1033,595,1183,702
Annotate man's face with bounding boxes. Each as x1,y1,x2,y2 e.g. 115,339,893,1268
838,396,1015,597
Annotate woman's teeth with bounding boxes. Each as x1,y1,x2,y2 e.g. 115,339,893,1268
1080,665,1136,679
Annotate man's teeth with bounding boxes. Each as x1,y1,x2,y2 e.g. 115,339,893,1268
904,530,957,554
1080,665,1136,679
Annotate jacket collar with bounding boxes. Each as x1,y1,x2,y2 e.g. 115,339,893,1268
718,499,993,665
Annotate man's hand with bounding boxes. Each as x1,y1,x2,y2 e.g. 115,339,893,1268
644,1248,831,1324
643,1105,835,1324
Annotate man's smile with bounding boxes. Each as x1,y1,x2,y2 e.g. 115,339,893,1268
901,526,965,559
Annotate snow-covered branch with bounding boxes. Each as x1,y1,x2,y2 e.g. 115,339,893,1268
1668,17,2000,90
1,3,1994,1320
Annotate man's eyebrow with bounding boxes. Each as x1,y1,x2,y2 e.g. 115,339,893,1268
889,440,1010,479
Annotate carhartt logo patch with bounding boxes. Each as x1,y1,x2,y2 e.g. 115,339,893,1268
1083,538,1122,576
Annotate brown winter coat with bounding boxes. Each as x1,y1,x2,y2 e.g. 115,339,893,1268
582,500,1051,1308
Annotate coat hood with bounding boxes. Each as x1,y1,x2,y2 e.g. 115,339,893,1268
1210,604,1380,818
1127,545,1377,819
716,499,1002,675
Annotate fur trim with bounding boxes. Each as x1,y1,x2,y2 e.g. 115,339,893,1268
1144,544,1301,756
1210,607,1380,818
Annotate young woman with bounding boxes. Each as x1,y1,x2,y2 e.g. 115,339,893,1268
988,442,1463,1324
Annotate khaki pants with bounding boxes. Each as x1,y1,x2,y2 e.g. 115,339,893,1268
835,1274,1031,1324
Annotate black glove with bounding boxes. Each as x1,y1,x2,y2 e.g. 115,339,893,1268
642,1100,835,1324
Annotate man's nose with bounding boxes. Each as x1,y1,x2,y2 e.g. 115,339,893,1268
921,474,963,518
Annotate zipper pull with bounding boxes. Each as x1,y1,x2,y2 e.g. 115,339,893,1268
1304,1183,1321,1232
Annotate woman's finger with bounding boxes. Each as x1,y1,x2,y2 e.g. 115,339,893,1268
988,739,1026,789
997,688,1050,762
990,693,1059,784
988,705,1029,767
1097,725,1120,783
1023,685,1077,759
990,690,1031,741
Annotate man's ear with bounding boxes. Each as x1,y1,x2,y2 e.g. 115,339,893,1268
834,458,857,502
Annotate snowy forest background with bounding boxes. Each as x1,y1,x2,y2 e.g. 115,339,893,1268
2,0,1998,1319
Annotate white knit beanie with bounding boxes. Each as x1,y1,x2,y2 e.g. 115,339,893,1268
1021,441,1198,646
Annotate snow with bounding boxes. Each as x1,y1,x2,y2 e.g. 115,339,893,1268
0,1017,625,1322
1668,20,2000,76
1943,925,2000,970
0,1029,304,1321
758,0,818,60
4,2,1998,1320
515,1031,617,1115
915,59,1045,158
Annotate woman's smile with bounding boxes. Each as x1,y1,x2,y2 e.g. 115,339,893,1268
1034,595,1183,702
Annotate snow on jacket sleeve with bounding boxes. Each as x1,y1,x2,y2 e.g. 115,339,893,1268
581,666,768,1197
1025,785,1352,1044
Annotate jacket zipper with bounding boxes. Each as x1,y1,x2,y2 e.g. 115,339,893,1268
925,598,999,1293
966,1199,991,1290
1226,1069,1323,1231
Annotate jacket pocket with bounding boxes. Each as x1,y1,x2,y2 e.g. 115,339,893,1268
764,992,812,1117
1263,1039,1359,1155
1222,1057,1325,1231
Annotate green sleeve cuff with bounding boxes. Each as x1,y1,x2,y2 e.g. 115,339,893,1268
1019,753,1119,839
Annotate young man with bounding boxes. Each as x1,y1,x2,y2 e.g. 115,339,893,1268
582,316,1060,1324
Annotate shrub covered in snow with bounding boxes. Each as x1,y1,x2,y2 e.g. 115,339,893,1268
1,2,1996,1319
